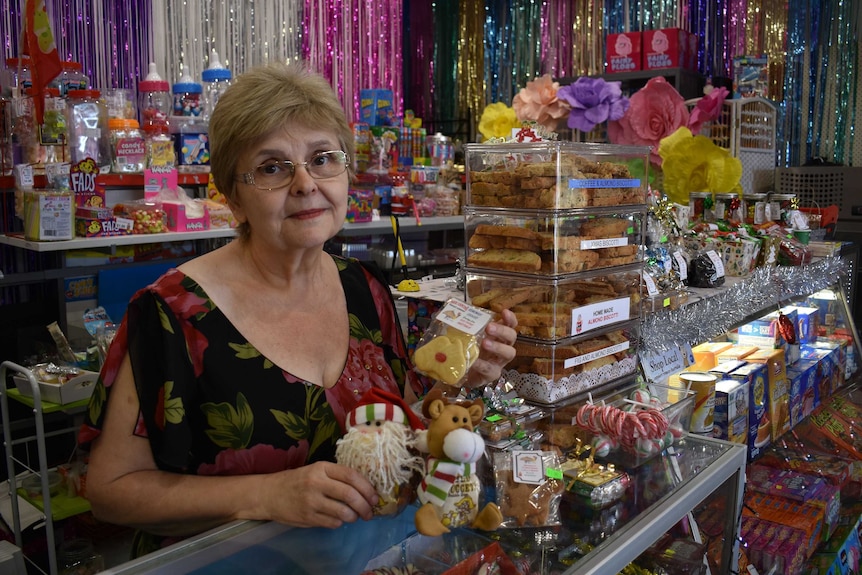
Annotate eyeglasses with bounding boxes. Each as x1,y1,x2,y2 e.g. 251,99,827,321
237,150,350,190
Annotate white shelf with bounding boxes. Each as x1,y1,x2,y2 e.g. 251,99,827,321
0,216,465,252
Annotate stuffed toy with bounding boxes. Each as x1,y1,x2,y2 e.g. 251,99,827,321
414,388,503,536
335,388,426,516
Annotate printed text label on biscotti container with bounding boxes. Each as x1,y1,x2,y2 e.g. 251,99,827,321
571,297,631,336
565,340,630,369
580,237,629,250
568,178,641,189
436,298,494,336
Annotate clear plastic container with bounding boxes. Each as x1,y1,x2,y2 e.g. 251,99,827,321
201,49,231,122
104,88,137,120
40,87,68,164
138,62,172,137
65,89,111,172
58,538,104,575
172,73,203,117
2,57,31,97
49,60,89,96
109,118,146,173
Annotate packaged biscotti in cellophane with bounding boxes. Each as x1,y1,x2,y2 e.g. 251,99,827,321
413,298,494,389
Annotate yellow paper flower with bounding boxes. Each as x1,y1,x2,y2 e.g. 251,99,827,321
478,102,520,141
658,127,743,206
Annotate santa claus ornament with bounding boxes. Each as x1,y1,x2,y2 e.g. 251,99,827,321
336,388,426,516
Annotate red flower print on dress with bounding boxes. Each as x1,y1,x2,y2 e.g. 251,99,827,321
344,337,398,392
197,442,310,475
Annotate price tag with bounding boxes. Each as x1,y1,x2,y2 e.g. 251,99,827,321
706,250,726,278
643,273,659,296
673,251,688,281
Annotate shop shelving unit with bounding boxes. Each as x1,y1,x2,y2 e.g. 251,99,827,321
0,361,92,575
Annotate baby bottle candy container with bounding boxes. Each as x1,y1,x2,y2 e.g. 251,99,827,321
171,72,208,172
201,50,231,123
138,63,171,137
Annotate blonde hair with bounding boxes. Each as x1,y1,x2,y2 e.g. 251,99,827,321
209,61,355,240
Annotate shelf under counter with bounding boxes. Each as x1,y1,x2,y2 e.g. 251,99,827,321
97,435,746,575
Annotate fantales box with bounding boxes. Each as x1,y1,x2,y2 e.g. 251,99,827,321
746,348,790,440
729,362,770,459
605,32,642,73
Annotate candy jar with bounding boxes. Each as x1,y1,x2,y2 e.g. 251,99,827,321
109,118,146,173
41,87,68,164
172,73,203,118
49,60,89,96
66,89,111,173
138,62,171,137
201,49,231,122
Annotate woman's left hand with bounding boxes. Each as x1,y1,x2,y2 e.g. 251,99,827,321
466,308,518,388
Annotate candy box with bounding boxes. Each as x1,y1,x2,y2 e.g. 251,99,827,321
75,205,133,237
708,359,746,379
746,347,790,439
787,360,817,426
808,521,861,575
691,341,734,369
728,362,770,459
162,200,209,232
716,345,759,363
737,306,798,348
733,55,770,99
746,465,827,503
757,445,851,489
792,306,820,344
605,31,642,73
642,28,687,70
23,189,74,241
804,407,862,460
346,187,374,223
712,379,748,444
803,342,844,395
360,89,394,126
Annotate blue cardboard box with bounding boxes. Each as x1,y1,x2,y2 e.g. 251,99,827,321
360,89,394,126
729,362,770,460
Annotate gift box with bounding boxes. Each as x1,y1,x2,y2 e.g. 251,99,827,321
642,28,687,70
605,32,642,73
721,236,761,277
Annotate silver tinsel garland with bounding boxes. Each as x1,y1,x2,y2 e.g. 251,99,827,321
641,257,851,354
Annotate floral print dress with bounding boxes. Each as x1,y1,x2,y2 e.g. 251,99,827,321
78,255,425,554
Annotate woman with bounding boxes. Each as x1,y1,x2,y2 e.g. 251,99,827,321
79,61,518,555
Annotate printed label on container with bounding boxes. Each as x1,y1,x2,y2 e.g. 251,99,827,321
571,297,631,336
565,340,630,369
435,299,494,336
673,251,688,280
568,178,640,189
643,273,659,296
706,250,726,278
580,237,629,250
512,451,545,484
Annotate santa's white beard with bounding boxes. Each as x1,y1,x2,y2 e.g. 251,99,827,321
335,424,425,496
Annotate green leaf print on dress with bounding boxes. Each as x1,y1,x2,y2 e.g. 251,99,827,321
202,392,254,449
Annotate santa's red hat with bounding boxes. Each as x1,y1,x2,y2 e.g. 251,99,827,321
346,388,425,431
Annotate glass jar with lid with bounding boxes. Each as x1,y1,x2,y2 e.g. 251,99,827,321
714,192,742,222
742,192,768,225
766,192,796,225
689,191,712,222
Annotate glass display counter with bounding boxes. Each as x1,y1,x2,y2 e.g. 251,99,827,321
99,435,745,575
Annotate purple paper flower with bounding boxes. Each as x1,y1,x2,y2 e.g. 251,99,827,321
557,77,630,132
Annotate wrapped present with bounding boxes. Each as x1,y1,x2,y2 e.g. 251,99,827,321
722,236,761,277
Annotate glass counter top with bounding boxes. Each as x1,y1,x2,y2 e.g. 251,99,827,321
100,435,746,575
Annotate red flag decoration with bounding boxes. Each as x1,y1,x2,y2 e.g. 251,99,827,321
21,0,62,124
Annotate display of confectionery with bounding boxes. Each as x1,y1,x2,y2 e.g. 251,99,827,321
0,2,860,575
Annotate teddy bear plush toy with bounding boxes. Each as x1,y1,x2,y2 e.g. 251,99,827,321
414,388,503,536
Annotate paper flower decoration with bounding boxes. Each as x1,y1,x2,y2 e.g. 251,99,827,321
608,76,689,165
687,86,730,135
478,102,521,141
557,77,629,132
658,127,743,206
512,74,570,132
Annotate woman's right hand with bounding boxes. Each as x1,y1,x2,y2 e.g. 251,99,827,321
260,461,379,529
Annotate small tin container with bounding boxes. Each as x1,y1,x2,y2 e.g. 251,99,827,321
689,191,711,222
742,192,768,225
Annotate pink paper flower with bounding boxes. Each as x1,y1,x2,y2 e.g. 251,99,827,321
688,86,729,135
607,76,690,165
512,74,570,132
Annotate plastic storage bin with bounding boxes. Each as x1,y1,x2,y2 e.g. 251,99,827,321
504,320,641,405
465,207,645,275
466,263,642,342
464,141,649,209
